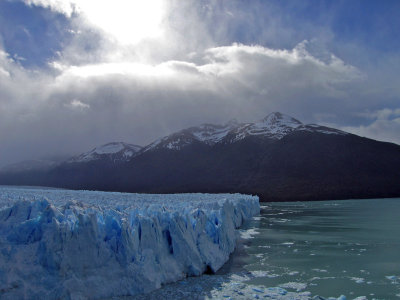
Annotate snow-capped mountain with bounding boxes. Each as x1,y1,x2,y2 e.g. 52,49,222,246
143,121,239,151
228,112,347,142
144,112,347,151
1,112,400,202
68,142,142,163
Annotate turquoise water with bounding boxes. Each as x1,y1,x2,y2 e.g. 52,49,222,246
133,198,400,299
237,199,400,299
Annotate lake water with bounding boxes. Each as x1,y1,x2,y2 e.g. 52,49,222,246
132,198,400,300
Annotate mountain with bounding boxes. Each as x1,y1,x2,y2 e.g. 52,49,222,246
67,142,142,163
1,112,400,201
142,112,347,152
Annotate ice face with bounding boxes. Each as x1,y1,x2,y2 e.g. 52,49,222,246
0,187,259,299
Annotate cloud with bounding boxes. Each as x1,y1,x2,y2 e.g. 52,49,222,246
0,39,368,166
1,0,400,167
23,0,166,44
342,108,400,145
23,0,75,16
201,42,362,90
66,99,90,110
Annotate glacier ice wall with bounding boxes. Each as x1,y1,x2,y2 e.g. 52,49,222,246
0,187,259,299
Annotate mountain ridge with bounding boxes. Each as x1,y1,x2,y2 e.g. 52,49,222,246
67,142,142,163
1,112,400,202
141,112,348,152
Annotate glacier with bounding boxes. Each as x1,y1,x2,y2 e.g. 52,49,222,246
0,186,259,299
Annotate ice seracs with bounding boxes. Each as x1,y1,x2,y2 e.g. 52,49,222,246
0,186,259,299
68,142,142,163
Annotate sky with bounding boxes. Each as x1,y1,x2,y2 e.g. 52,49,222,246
0,0,400,167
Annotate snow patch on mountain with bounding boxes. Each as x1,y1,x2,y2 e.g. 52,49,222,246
0,187,259,299
144,121,240,151
92,142,126,154
145,134,196,151
190,122,238,144
144,112,348,152
68,142,142,163
300,124,348,135
231,112,303,141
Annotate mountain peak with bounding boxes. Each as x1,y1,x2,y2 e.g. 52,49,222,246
91,142,139,155
143,112,348,152
68,142,142,163
265,111,283,119
261,112,302,127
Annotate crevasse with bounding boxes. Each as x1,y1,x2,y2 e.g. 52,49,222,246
0,188,259,299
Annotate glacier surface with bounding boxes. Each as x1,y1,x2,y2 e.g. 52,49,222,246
0,186,259,299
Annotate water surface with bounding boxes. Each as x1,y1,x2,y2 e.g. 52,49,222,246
133,198,400,299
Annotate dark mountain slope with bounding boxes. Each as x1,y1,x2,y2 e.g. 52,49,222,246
1,113,399,201
247,131,400,201
110,132,400,201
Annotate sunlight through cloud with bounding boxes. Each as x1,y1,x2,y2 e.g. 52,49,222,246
76,0,166,44
24,0,166,44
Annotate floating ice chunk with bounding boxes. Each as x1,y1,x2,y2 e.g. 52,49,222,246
349,277,365,284
266,287,288,295
250,270,279,278
287,271,299,276
279,282,307,292
312,269,328,273
239,228,259,239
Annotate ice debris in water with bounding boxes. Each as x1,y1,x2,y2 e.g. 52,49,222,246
349,277,365,284
0,187,259,299
239,227,259,239
279,282,307,291
312,296,347,300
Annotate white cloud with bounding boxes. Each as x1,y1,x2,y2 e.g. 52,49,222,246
23,0,166,45
1,1,400,167
23,0,75,16
0,40,369,166
342,108,400,145
67,99,90,110
356,108,400,120
200,42,362,88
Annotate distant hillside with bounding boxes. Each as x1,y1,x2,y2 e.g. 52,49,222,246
1,112,400,201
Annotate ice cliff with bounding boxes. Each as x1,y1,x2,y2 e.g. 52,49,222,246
0,187,259,299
